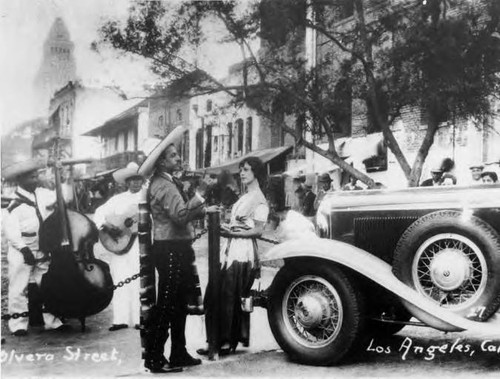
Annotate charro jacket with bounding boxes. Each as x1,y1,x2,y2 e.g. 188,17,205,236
148,172,205,241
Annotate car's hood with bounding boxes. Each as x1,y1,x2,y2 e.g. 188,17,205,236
320,184,500,212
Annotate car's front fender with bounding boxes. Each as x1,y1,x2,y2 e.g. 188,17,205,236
263,237,499,334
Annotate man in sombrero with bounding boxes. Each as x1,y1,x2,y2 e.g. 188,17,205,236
93,162,144,332
138,126,219,373
2,159,66,336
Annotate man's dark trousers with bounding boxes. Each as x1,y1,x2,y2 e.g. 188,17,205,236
145,240,196,363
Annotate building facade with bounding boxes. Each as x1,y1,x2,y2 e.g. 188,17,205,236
306,0,500,188
32,81,129,177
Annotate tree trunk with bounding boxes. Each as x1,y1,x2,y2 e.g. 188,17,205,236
407,111,439,187
353,0,412,180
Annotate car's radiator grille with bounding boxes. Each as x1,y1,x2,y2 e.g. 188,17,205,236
354,216,419,264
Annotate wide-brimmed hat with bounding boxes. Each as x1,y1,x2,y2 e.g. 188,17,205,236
2,158,46,181
318,173,332,183
138,126,187,177
469,163,484,170
113,162,142,185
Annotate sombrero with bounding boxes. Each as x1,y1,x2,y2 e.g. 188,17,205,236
112,162,142,185
138,125,187,177
2,158,47,181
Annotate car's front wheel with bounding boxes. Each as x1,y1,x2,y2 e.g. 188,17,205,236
267,261,365,366
393,210,500,321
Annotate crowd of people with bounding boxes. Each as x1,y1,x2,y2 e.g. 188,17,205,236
420,161,498,187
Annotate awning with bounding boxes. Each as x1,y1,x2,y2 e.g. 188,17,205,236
195,145,293,175
83,99,147,137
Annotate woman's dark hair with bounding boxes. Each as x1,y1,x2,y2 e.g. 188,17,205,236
481,171,498,183
239,156,268,190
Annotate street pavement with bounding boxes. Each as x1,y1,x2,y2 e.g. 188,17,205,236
1,234,281,378
2,232,500,377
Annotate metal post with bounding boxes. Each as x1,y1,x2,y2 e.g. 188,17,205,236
138,200,155,361
207,211,221,360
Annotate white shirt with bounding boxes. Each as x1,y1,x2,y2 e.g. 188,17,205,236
4,186,56,252
93,190,144,232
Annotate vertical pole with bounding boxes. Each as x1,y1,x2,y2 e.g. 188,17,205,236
138,199,155,362
207,211,221,360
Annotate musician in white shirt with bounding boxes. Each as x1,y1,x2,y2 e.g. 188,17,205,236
93,162,144,331
3,159,64,336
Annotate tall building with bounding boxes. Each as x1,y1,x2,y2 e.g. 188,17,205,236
33,17,77,112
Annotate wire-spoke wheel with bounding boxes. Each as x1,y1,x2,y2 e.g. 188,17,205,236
282,275,343,348
412,233,487,310
268,261,365,366
394,211,500,321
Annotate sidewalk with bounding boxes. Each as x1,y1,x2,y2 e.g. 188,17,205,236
1,234,281,377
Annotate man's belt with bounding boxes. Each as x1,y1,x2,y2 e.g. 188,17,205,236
21,232,37,237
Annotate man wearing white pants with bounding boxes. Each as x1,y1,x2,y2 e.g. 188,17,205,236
93,162,144,331
3,159,64,336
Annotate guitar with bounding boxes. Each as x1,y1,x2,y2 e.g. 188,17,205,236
99,212,138,255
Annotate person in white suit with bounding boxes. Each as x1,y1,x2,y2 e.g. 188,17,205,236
93,162,144,331
3,159,66,336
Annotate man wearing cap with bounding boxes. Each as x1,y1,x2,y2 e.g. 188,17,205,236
420,167,444,187
469,163,484,185
2,159,65,336
93,162,144,332
138,126,219,373
314,173,333,212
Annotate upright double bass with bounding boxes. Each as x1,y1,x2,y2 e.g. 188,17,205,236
39,137,113,331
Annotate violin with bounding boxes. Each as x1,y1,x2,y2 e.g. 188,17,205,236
39,135,113,331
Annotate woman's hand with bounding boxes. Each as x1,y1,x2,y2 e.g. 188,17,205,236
220,224,232,238
220,223,231,232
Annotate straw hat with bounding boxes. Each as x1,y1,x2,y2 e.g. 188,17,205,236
469,163,484,170
112,162,142,185
138,126,187,177
2,158,46,181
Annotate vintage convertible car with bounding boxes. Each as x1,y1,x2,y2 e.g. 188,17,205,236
261,183,500,366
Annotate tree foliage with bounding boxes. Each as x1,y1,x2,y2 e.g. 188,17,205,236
95,0,500,187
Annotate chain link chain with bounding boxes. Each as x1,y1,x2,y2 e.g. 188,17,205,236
1,228,277,320
111,272,141,290
257,235,280,245
1,311,30,321
192,228,208,242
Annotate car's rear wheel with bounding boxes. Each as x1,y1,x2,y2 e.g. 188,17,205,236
393,210,500,321
267,261,365,366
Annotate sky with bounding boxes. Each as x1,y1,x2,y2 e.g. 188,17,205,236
0,0,249,135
